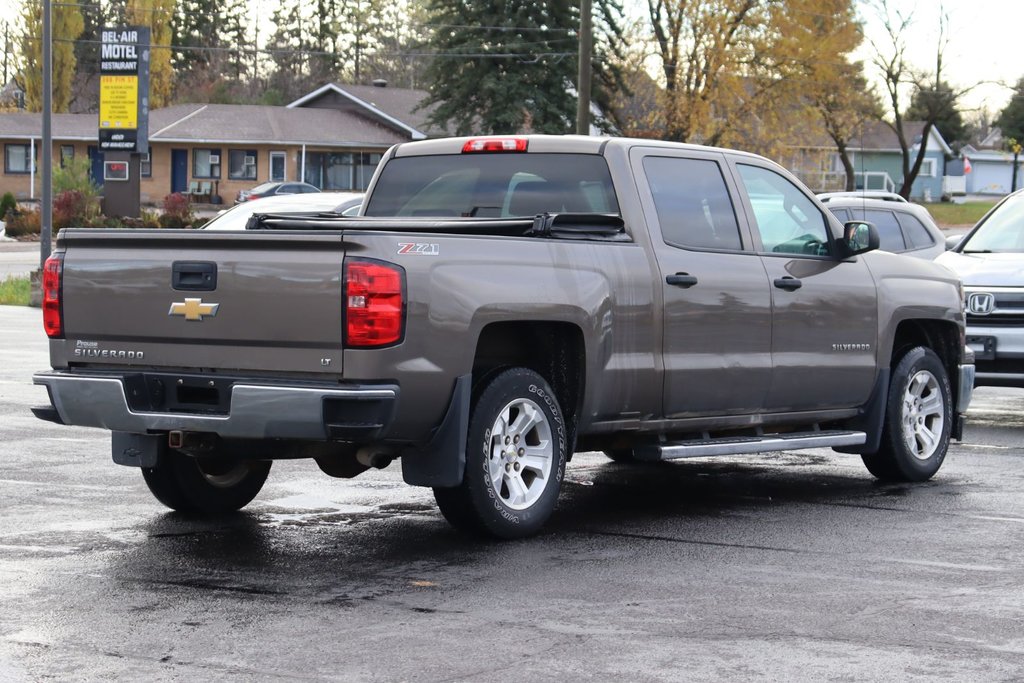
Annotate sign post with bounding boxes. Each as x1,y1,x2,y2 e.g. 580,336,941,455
98,27,149,217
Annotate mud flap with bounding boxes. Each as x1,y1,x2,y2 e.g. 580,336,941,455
833,369,889,455
401,374,471,487
112,431,164,468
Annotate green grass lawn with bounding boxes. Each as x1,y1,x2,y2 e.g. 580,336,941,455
0,276,31,306
922,201,996,227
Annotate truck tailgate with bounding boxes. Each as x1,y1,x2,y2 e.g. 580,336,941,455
55,229,347,375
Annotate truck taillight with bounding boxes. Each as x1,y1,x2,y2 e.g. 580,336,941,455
462,137,528,153
344,260,405,347
42,253,64,338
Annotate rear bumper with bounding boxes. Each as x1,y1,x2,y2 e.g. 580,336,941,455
33,370,398,441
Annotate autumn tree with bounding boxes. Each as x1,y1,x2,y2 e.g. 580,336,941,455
17,0,85,112
126,0,175,107
646,0,767,144
791,0,880,190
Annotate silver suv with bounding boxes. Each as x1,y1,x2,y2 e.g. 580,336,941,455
936,190,1024,387
819,194,945,260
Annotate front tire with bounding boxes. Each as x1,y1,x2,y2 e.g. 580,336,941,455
142,450,271,513
433,368,567,539
862,347,952,482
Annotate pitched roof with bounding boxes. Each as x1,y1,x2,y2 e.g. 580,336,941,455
794,119,952,155
287,82,443,138
0,103,411,148
151,103,408,146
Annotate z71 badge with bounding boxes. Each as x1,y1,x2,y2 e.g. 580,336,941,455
397,243,440,256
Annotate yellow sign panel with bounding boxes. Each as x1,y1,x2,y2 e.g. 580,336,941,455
99,75,138,129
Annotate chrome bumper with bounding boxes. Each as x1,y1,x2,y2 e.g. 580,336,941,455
33,371,397,440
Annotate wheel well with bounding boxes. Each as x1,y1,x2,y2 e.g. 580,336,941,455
890,319,961,391
473,321,585,452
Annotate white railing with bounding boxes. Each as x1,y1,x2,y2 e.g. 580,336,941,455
796,170,897,194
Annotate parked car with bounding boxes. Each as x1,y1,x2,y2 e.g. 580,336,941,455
235,181,321,204
818,190,908,204
936,190,1024,387
204,192,363,230
818,195,945,260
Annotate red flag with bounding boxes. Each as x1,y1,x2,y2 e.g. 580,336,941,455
963,155,972,174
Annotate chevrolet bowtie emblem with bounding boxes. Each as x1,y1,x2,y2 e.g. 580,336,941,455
168,298,220,321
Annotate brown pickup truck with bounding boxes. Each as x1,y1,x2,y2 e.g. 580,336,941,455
33,135,975,538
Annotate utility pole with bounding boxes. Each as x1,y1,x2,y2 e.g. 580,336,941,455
41,0,53,268
575,0,592,135
3,22,9,85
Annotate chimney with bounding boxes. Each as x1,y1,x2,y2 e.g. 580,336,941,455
372,79,388,88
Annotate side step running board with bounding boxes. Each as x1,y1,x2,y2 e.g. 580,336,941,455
634,430,867,461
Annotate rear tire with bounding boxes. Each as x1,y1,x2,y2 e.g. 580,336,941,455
433,367,567,539
142,450,271,513
862,347,952,482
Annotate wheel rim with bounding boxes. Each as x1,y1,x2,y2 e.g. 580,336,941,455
486,397,553,511
195,458,251,488
901,369,945,460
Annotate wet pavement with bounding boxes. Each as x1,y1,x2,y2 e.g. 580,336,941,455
2,304,1024,680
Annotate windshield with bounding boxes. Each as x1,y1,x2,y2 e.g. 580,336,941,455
960,192,1024,252
364,153,620,218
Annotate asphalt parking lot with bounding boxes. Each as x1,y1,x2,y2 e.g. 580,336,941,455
2,304,1024,681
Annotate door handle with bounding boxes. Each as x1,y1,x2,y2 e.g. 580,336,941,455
774,276,802,291
666,273,699,288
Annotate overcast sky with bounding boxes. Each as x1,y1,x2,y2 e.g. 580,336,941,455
856,0,1024,118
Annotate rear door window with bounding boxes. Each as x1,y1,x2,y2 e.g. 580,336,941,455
861,209,907,252
642,156,742,250
897,212,936,248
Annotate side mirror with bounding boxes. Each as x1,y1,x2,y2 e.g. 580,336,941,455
841,220,879,256
945,234,963,251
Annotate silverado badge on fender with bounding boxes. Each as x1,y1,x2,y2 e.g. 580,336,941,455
168,298,220,321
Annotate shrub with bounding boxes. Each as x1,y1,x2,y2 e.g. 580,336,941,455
160,192,193,228
53,189,92,229
4,209,41,237
53,157,100,198
0,192,16,220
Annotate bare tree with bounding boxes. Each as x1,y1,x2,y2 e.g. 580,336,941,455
867,0,969,198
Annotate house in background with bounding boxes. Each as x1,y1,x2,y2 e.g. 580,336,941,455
957,127,1024,195
0,81,438,205
783,120,952,201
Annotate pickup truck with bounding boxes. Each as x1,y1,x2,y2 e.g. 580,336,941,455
33,135,975,538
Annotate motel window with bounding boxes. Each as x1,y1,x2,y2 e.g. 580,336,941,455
140,152,151,177
60,145,75,168
5,144,33,174
192,148,221,178
228,149,257,180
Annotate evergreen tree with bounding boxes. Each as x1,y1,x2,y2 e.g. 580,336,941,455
17,0,85,112
909,80,966,146
995,78,1024,143
266,3,313,101
421,0,581,135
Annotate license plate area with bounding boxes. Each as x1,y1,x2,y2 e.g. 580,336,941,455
967,335,996,361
